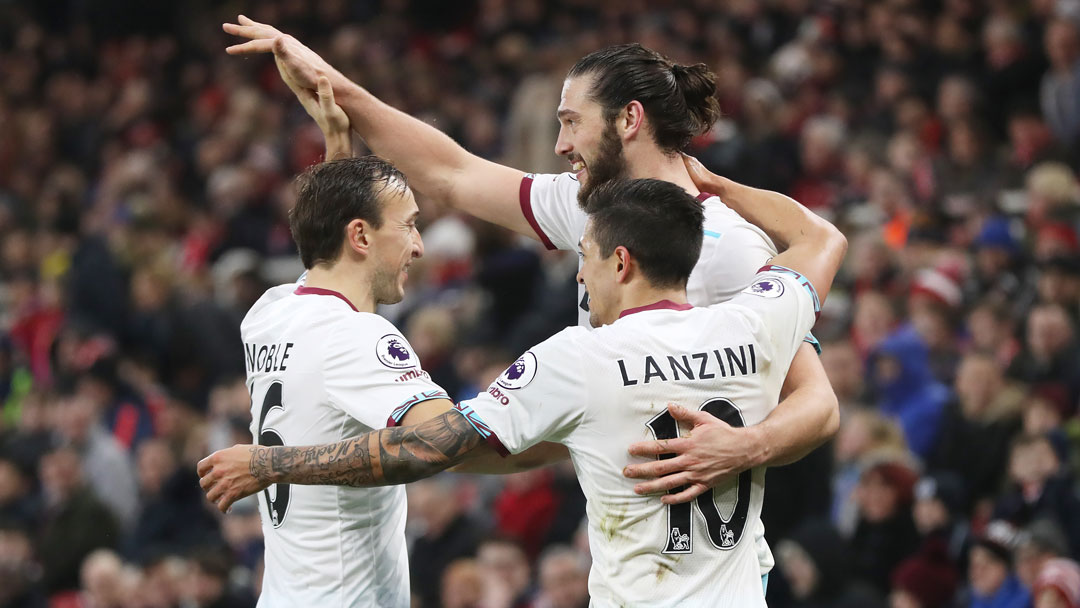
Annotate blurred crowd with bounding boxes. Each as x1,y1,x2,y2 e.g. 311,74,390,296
5,0,1080,607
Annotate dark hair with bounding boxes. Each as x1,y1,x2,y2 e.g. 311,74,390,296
568,44,720,153
289,156,408,269
585,179,703,288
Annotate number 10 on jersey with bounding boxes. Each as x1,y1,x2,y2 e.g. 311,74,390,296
645,398,752,554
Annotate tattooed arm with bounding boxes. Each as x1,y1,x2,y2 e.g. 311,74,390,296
199,409,485,512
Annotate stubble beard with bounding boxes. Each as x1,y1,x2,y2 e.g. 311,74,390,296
577,119,629,212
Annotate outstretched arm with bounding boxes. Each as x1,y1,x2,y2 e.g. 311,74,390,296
683,154,846,302
198,398,568,512
623,157,845,503
223,16,533,236
199,409,486,512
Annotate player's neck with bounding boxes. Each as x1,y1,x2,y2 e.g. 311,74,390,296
303,266,377,313
626,146,699,196
616,283,689,317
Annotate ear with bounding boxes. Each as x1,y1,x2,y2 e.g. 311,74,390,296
619,100,646,141
346,218,371,257
613,245,632,284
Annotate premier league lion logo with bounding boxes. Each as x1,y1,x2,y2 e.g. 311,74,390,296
386,339,410,362
496,352,537,390
376,334,416,369
744,277,784,298
505,358,527,380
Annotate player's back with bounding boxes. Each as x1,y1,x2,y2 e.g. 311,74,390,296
241,284,415,608
564,304,790,607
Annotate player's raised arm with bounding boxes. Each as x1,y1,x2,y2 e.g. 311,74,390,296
683,154,847,302
623,159,846,503
223,16,533,236
289,75,352,160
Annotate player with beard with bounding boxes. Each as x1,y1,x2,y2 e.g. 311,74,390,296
220,16,841,587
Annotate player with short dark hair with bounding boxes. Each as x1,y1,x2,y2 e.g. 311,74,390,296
238,148,442,606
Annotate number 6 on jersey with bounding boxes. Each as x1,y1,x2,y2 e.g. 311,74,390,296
645,398,752,554
255,381,291,527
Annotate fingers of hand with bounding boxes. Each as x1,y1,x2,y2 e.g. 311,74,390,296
627,437,690,457
317,77,336,110
624,455,688,480
633,471,693,495
226,39,276,55
196,456,212,477
667,403,717,427
661,483,708,505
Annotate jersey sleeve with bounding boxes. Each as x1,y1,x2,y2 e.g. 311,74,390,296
695,221,777,304
323,316,449,429
454,328,587,455
728,265,821,372
519,173,589,251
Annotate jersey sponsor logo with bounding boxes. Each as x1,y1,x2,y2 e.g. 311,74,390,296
376,334,417,369
743,277,784,298
496,352,537,390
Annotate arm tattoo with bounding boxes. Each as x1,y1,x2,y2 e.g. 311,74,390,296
249,410,485,487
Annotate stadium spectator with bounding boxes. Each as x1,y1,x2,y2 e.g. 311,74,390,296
535,545,589,608
960,521,1031,608
994,433,1080,555
866,326,950,458
929,353,1024,506
1033,558,1080,608
775,520,884,608
1016,519,1072,592
850,460,920,593
408,477,485,608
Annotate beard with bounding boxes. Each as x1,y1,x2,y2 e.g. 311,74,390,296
577,120,629,212
372,264,405,306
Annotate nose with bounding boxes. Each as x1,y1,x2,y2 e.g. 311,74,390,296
413,230,424,259
555,125,572,157
576,268,584,285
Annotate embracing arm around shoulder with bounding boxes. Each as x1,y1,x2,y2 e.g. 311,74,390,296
198,398,567,512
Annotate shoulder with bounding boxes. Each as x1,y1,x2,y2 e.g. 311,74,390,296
329,313,421,366
243,283,299,323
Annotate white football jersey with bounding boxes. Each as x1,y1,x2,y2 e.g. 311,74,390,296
520,173,779,324
519,172,783,574
456,267,819,607
242,283,448,608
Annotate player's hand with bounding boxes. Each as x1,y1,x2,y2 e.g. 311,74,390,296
223,15,339,92
623,403,763,504
198,444,272,513
294,76,352,159
682,154,730,198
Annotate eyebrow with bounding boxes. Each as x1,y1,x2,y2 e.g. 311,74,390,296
557,109,580,120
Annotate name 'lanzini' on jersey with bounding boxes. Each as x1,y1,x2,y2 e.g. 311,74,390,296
242,282,447,608
457,267,820,607
519,171,797,575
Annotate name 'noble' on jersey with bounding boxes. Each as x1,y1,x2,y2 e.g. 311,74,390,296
241,282,447,608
